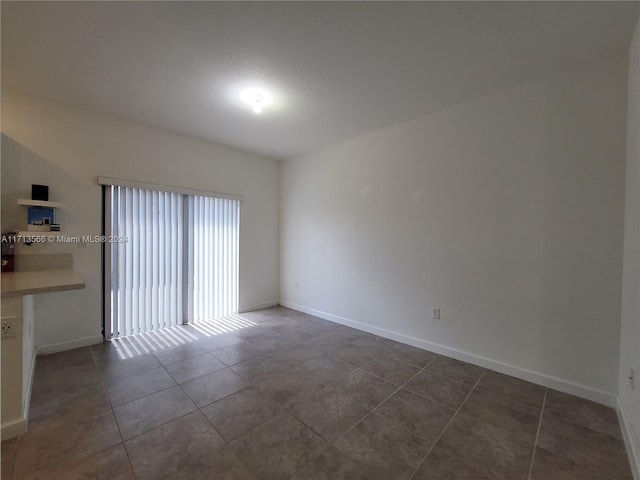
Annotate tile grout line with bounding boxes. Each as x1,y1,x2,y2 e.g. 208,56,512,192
89,344,138,479
473,383,546,412
407,372,486,480
10,349,110,480
527,388,548,480
26,311,559,480
3,437,19,480
75,318,474,478
181,347,303,468
14,315,336,479
38,310,623,480
149,316,398,478
99,342,230,477
89,344,116,411
238,335,402,408
325,355,441,446
124,355,263,479
285,354,443,479
116,346,540,465
104,338,249,415
196,339,370,480
102,357,179,410
222,351,376,455
115,321,468,479
395,366,481,412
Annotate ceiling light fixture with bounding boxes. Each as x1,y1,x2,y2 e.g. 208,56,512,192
240,88,272,114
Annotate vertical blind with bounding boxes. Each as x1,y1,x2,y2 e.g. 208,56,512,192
190,196,240,323
107,184,240,338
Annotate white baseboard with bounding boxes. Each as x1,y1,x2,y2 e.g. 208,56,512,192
238,300,279,314
36,335,103,355
1,417,26,441
618,397,640,480
280,300,617,407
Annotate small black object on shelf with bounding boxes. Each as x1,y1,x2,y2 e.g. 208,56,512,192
1,231,16,272
32,184,49,201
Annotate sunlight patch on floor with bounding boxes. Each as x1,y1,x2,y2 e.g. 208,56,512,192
109,314,256,359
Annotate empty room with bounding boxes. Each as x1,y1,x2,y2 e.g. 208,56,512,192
1,1,640,479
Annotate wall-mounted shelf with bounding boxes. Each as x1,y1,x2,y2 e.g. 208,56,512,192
17,199,63,208
15,199,63,244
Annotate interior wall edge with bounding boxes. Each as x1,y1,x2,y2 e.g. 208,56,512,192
238,300,279,313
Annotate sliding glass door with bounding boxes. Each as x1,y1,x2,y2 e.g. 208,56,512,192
103,181,240,338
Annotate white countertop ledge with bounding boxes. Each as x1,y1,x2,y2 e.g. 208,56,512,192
1,269,85,297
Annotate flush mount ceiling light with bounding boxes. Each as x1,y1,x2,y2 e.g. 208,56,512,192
240,88,272,114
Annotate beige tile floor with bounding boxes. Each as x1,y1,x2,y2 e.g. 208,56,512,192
1,306,632,479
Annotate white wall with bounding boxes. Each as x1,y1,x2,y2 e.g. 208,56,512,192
619,17,640,476
1,90,280,350
280,54,628,402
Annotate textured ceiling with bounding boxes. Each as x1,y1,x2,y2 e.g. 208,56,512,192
3,2,639,159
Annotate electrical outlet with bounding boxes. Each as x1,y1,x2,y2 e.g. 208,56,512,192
432,308,440,320
630,367,635,390
1,319,14,337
